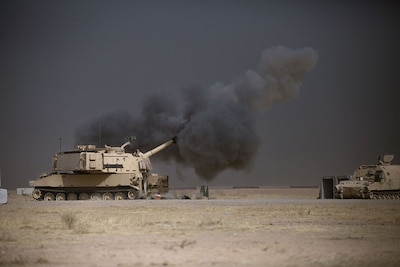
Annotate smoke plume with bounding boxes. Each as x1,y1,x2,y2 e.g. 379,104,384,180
75,46,318,180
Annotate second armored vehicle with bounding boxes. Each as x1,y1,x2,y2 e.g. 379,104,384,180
29,137,177,201
334,155,400,199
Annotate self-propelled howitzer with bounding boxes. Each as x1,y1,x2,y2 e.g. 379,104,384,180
30,137,177,201
334,155,400,199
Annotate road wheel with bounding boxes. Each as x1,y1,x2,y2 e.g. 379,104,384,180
67,193,78,200
102,192,113,200
43,192,55,201
56,193,66,201
79,193,89,200
114,192,126,200
90,192,101,200
128,190,139,200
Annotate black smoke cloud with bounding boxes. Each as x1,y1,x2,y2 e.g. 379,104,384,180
75,46,318,180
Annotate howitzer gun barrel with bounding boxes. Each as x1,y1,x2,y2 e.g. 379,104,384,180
144,136,177,157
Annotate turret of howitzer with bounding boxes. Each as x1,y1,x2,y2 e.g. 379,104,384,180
29,137,177,201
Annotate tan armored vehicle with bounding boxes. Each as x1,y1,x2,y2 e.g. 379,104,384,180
29,137,177,201
335,155,400,199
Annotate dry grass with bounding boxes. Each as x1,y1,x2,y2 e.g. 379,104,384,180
0,188,399,266
60,212,76,229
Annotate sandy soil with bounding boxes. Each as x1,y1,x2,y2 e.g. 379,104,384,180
0,187,399,267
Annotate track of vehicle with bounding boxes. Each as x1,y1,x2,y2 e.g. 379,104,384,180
369,191,400,200
32,187,140,201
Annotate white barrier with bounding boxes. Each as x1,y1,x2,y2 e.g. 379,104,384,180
17,188,34,196
0,188,7,204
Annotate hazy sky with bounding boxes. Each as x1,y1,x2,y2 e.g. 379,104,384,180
1,1,399,189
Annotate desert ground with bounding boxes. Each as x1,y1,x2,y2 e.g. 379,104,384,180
0,187,399,267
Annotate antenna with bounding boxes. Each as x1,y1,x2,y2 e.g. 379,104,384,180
128,135,136,148
99,122,102,147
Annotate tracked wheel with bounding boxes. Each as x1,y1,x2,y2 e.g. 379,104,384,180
102,192,113,200
32,189,42,200
43,192,55,201
114,192,126,200
79,193,89,200
56,193,66,201
90,192,101,200
128,190,139,200
67,193,78,200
